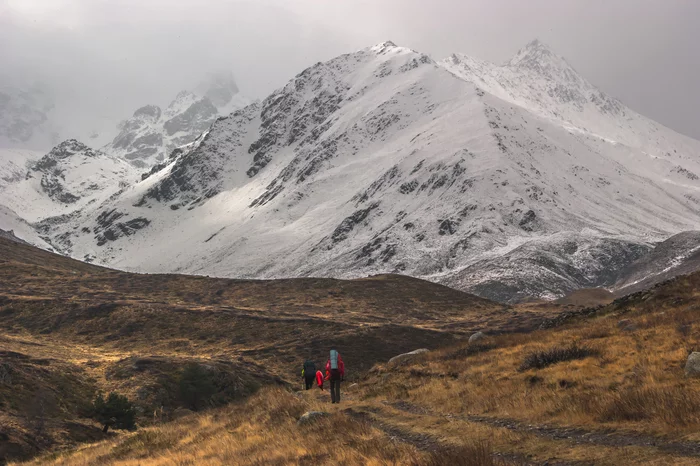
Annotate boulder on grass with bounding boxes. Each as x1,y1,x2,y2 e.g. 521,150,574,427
469,332,486,343
388,349,429,365
297,411,329,426
685,352,700,377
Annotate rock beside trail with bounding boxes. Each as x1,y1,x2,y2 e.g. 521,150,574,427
388,349,429,365
685,352,700,377
469,332,486,343
297,411,330,426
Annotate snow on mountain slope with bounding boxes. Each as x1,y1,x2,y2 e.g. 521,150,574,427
37,41,700,301
0,140,137,223
441,40,700,160
0,204,51,248
0,148,44,190
104,73,251,168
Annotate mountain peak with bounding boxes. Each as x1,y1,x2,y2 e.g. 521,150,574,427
509,39,559,67
507,39,588,88
369,41,402,54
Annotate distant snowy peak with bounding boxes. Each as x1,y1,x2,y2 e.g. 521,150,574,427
0,139,136,223
34,139,100,168
104,72,250,168
439,40,671,152
28,139,134,205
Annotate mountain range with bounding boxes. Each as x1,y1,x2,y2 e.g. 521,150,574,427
2,40,700,303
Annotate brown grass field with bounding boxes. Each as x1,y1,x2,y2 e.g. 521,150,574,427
2,237,700,465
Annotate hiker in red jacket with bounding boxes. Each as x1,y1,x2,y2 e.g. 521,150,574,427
316,370,324,390
324,348,345,403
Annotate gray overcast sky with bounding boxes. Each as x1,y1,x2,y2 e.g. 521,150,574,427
1,0,699,139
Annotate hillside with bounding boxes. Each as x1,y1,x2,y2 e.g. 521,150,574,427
10,240,700,465
13,40,697,304
1,237,556,463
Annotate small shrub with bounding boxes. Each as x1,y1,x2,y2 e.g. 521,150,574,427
519,344,599,371
93,392,136,431
178,363,217,411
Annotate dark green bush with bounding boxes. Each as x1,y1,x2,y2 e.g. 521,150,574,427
93,392,136,431
178,363,217,411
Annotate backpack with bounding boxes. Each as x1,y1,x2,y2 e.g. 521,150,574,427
303,360,316,375
330,350,339,370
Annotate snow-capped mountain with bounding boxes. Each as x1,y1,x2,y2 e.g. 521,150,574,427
104,72,250,168
26,40,700,301
0,139,137,224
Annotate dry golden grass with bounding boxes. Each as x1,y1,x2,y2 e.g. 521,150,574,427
18,388,426,466
363,285,700,440
5,238,700,464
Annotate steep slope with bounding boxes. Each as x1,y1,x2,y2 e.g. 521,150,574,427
0,139,137,224
441,39,700,159
0,205,51,248
613,231,700,296
104,72,250,168
34,41,700,302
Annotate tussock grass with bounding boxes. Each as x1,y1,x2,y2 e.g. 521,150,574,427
518,343,599,371
598,386,700,426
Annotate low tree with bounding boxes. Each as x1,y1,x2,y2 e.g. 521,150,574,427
93,392,136,432
178,363,216,411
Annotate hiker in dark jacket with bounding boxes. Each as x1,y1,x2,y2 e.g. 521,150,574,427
324,348,345,403
302,360,316,390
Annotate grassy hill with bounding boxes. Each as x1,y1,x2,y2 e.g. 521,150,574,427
5,237,699,465
1,237,545,463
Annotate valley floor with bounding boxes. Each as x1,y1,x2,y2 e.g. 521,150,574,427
2,237,700,464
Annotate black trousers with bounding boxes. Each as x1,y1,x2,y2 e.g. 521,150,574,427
330,377,341,403
304,375,315,390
